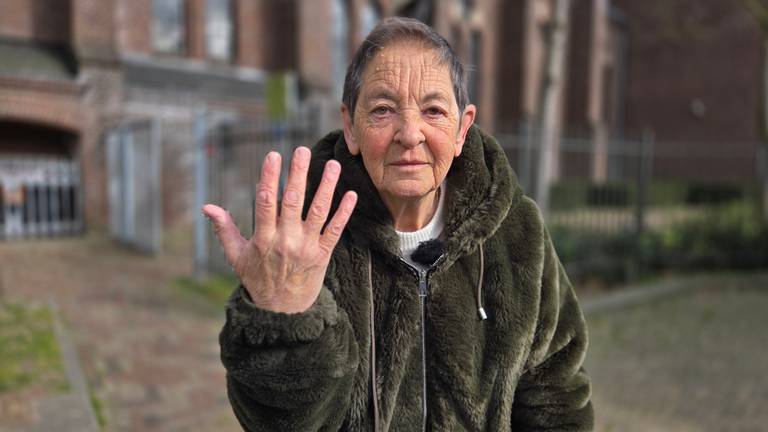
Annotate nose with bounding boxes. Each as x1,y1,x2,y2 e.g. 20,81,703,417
393,110,425,149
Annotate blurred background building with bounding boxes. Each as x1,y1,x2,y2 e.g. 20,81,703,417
1,0,766,259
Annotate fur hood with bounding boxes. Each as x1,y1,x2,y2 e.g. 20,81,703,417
220,126,594,431
306,125,523,267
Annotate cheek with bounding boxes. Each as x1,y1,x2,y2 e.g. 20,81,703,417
360,128,394,173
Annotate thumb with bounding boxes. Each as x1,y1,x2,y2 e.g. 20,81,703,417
202,204,246,266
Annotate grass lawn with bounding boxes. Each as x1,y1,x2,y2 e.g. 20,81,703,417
0,301,69,426
0,302,68,394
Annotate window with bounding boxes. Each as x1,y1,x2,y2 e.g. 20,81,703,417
152,0,186,54
467,31,482,105
331,0,349,100
206,0,235,62
459,0,475,18
360,1,380,40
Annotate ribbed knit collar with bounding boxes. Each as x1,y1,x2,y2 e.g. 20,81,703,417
395,182,447,269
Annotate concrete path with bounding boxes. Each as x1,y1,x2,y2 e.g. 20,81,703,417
583,272,768,432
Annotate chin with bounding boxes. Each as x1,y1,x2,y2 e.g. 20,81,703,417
387,184,434,200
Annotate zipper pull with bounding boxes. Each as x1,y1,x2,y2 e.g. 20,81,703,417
418,271,428,298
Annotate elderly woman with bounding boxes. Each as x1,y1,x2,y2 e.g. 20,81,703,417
203,17,593,432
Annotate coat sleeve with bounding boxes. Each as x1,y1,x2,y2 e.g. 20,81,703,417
219,269,360,431
511,227,594,431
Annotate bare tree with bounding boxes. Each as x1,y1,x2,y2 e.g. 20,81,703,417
535,0,572,215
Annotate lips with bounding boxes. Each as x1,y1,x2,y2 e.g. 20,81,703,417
390,160,428,166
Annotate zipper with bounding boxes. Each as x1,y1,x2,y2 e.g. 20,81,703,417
418,268,428,431
399,254,445,431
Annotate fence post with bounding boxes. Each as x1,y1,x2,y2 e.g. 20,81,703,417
758,144,768,223
150,119,163,254
519,120,534,194
634,128,654,276
194,109,209,279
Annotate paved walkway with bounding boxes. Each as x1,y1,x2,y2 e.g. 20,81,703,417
583,272,768,432
0,234,240,432
2,234,766,431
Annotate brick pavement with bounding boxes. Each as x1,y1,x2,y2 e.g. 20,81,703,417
0,234,241,432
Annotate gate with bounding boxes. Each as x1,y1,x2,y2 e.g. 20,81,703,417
0,156,83,240
106,120,162,254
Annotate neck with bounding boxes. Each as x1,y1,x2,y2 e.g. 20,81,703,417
382,188,440,232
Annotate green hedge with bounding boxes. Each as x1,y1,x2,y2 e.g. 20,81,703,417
552,202,768,287
549,180,756,211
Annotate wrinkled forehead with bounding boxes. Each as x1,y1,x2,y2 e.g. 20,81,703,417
359,41,453,99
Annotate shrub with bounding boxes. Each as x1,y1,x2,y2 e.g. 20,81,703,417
551,202,768,288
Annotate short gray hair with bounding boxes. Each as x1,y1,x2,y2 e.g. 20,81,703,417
342,17,468,120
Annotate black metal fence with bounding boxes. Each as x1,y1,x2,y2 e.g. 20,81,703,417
0,156,83,240
196,113,320,275
194,113,768,282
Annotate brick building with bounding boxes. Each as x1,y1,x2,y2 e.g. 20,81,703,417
0,0,276,238
0,0,622,240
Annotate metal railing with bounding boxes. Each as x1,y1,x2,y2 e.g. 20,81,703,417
0,156,83,240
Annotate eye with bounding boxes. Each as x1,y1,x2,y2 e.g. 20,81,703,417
371,106,393,116
424,106,446,118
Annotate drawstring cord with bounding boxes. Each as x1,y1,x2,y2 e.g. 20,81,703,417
477,245,487,320
368,251,380,432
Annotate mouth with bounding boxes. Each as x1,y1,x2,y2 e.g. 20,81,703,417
390,160,428,166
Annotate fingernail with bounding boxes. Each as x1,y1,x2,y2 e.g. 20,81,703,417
327,162,340,174
267,152,277,163
295,146,309,160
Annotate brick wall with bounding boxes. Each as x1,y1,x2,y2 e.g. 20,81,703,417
613,0,762,143
72,0,116,60
0,0,72,43
116,0,152,54
236,0,267,69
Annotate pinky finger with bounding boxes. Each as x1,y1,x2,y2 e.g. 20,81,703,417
318,191,358,253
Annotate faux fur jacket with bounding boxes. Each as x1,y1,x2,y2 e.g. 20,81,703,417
219,125,594,431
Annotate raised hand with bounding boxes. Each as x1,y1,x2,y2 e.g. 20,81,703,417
202,146,358,314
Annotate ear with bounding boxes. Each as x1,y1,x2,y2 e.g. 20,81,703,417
341,104,360,155
454,104,476,157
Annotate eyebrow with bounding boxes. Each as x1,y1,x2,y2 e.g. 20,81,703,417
364,89,451,105
421,91,451,105
366,89,398,103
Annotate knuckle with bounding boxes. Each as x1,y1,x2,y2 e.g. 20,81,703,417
309,202,327,218
282,189,301,208
257,190,274,208
327,223,343,236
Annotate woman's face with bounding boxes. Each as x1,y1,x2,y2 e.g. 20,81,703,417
342,41,476,204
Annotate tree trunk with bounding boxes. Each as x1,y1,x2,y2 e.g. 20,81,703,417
761,39,768,222
535,0,571,215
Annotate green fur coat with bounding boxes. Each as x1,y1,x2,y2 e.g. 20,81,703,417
219,126,594,431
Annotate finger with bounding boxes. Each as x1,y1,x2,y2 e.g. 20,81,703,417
254,151,281,241
304,160,341,233
278,146,311,226
202,204,247,266
318,191,357,253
